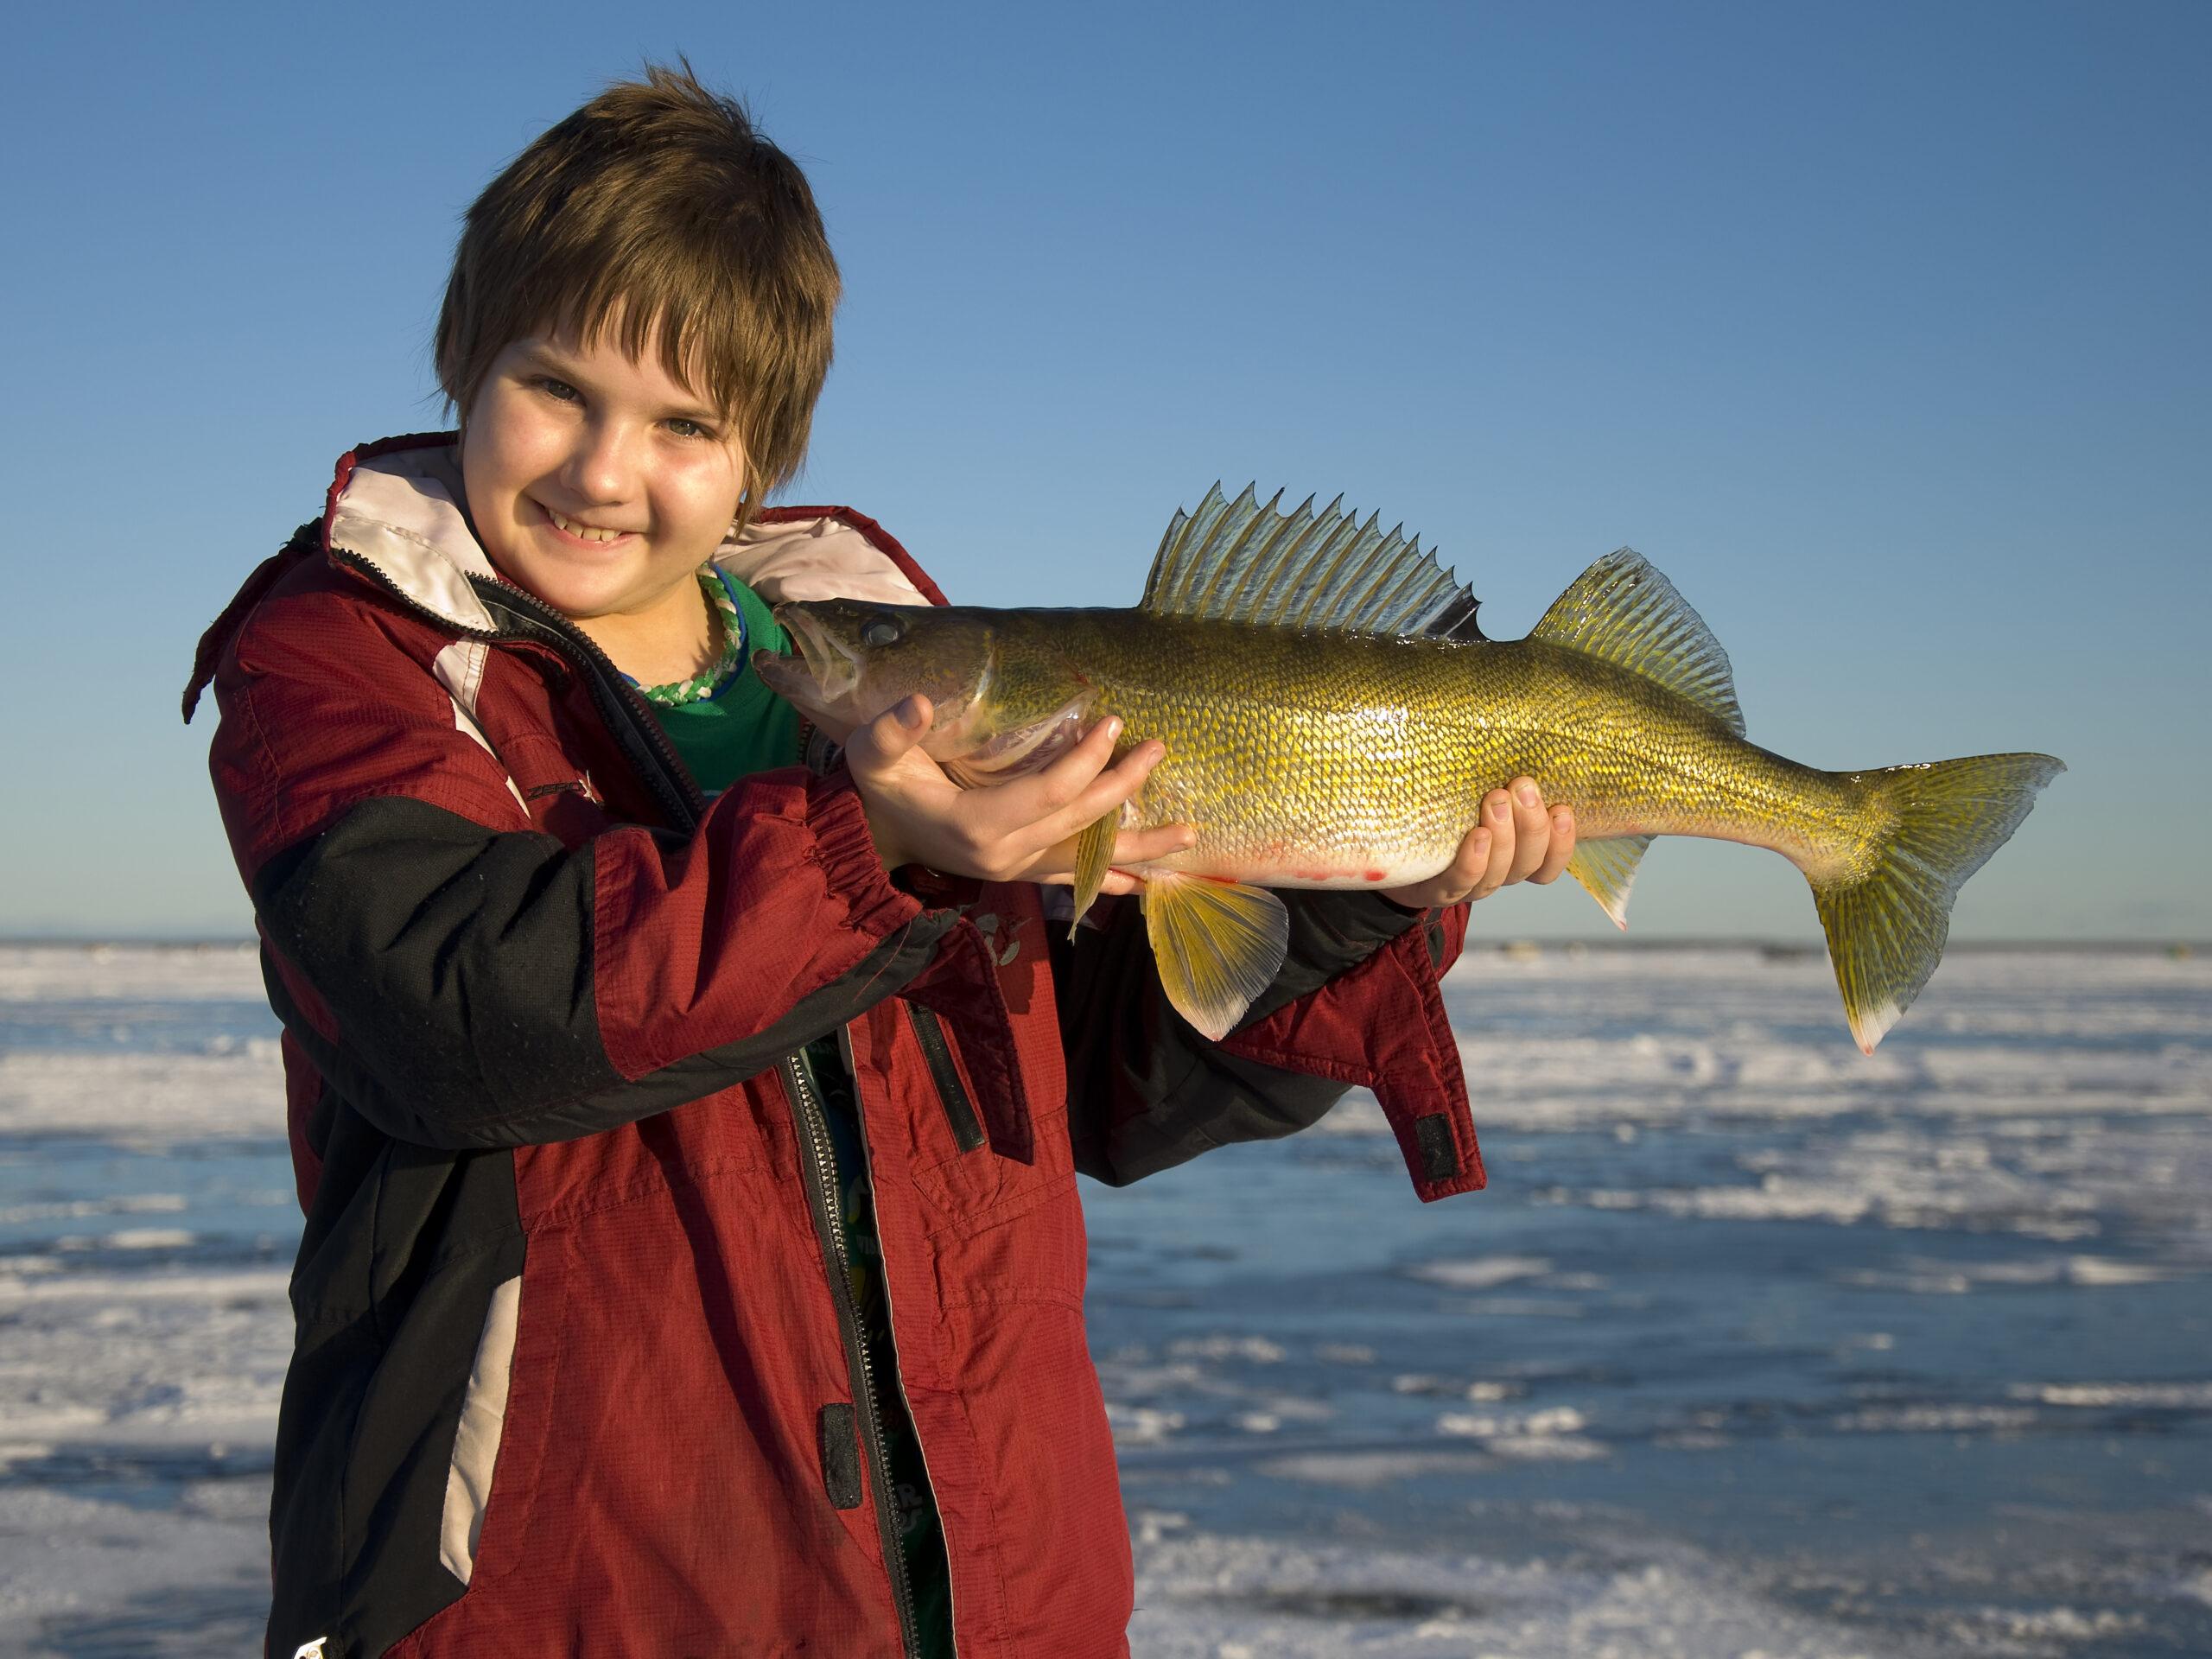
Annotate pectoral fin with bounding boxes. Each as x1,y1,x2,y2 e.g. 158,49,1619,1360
1068,812,1119,935
1566,835,1654,931
1140,870,1291,1041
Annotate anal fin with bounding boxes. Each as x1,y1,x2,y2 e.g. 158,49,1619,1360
1140,871,1290,1041
1566,835,1653,930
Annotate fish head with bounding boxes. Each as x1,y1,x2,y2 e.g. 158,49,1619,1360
754,600,999,753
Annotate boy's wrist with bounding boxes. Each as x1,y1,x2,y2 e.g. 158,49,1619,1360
860,798,911,874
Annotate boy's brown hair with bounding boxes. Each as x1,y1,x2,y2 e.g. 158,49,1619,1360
435,61,839,533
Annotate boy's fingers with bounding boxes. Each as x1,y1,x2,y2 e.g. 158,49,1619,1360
1529,805,1576,884
981,717,1124,842
1037,827,1188,893
1027,736,1164,852
1505,778,1550,884
1446,824,1489,889
1462,828,1494,895
1109,822,1194,866
1021,715,1124,810
1470,790,1516,898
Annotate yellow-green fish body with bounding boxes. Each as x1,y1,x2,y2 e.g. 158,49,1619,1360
756,486,2062,1050
973,611,1846,887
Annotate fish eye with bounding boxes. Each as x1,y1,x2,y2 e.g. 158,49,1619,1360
860,613,904,649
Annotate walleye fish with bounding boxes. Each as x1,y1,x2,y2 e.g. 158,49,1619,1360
755,486,2062,1050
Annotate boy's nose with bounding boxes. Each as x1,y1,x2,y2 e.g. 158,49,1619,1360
563,418,639,505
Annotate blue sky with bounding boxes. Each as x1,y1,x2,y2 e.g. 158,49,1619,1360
2,1,2204,940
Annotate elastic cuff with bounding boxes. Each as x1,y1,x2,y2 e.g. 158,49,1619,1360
806,768,925,940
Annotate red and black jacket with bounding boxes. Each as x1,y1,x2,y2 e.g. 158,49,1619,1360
186,435,1488,1659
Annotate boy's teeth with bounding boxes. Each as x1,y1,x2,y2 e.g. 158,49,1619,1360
550,509,623,543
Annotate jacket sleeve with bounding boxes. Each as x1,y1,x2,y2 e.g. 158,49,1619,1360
213,591,958,1151
1054,890,1484,1199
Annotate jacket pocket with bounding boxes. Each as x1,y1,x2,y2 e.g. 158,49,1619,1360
906,1014,1072,1243
907,1003,984,1154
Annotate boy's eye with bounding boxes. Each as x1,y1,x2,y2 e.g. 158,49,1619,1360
531,376,582,403
666,417,715,440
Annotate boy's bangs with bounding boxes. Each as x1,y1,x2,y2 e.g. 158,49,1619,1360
553,270,741,428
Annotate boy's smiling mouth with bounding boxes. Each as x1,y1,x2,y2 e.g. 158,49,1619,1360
539,501,636,545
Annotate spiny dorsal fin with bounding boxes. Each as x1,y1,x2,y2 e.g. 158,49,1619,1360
1141,484,1484,639
1526,550,1744,734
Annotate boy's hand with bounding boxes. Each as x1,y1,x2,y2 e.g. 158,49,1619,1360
1381,778,1576,910
843,696,1193,891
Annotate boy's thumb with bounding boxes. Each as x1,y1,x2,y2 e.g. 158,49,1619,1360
855,695,929,766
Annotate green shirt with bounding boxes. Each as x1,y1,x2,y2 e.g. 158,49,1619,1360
641,570,954,1657
645,569,800,795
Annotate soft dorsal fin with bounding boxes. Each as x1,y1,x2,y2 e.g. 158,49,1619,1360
1141,484,1484,639
1526,549,1745,734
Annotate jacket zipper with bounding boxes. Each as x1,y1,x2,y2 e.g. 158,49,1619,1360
842,1022,962,1656
783,1048,924,1659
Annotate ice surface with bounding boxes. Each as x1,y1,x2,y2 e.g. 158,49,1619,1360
0,944,264,1004
0,1481,269,1656
0,1049,283,1143
1409,1255,1554,1289
1128,1531,1889,1659
3,943,2208,1656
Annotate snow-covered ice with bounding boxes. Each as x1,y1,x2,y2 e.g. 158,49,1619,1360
3,942,2209,1656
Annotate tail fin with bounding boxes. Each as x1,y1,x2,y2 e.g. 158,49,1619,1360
1814,753,2064,1052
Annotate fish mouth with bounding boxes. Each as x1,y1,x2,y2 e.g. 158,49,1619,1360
754,603,863,709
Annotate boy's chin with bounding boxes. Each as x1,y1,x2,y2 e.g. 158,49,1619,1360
496,554,652,621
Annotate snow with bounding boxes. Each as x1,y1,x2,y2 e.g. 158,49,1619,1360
1128,1533,1886,1659
0,1050,284,1144
3,943,2209,1655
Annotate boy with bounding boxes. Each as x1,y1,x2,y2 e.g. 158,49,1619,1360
186,64,1573,1659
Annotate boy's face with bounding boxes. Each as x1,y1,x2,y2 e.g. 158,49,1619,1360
460,321,747,626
